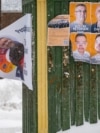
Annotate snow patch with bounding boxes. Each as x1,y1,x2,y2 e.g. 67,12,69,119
57,121,100,133
0,79,22,133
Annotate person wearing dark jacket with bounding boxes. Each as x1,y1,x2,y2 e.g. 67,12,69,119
91,6,100,33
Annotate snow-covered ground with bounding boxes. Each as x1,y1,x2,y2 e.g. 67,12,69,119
0,109,22,133
0,79,22,133
57,121,100,133
0,110,22,133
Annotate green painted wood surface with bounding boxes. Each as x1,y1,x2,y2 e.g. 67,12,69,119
47,0,70,132
55,47,62,131
48,47,62,133
69,50,76,126
90,65,98,123
97,65,100,119
62,46,70,130
22,1,37,133
75,62,84,126
83,63,90,122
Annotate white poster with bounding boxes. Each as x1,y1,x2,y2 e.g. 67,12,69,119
0,14,33,90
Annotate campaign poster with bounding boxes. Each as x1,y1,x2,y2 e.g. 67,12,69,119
0,14,33,90
70,2,91,32
70,33,91,63
47,14,70,46
91,3,100,33
90,33,100,64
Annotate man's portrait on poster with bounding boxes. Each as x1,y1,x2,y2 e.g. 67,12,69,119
72,33,90,62
91,34,100,64
70,3,91,32
91,6,100,33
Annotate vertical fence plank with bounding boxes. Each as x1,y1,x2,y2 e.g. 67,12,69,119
27,90,37,133
61,0,71,130
48,47,57,133
22,86,28,133
75,62,84,126
62,46,70,130
69,46,76,126
48,47,62,133
22,87,37,133
90,65,98,123
22,1,37,133
47,1,55,132
55,47,62,131
47,1,65,133
83,63,90,122
97,66,100,119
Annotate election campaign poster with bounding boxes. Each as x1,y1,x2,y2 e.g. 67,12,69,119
0,14,33,90
70,2,100,64
70,2,91,33
91,3,100,33
70,33,91,63
47,14,70,46
90,33,100,64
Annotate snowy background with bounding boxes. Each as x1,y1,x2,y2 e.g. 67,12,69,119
0,79,100,133
0,79,22,133
57,121,100,133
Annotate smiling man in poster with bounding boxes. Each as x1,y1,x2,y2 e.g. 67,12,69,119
70,2,91,32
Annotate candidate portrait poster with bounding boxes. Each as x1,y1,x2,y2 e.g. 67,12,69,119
70,2,91,32
91,3,100,33
0,14,33,90
91,33,100,64
70,33,91,63
70,2,100,65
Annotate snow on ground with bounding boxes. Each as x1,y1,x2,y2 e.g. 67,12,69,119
0,109,22,133
0,111,22,133
0,109,22,121
0,79,22,133
57,121,100,133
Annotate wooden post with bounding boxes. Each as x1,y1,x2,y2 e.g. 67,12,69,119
37,0,48,133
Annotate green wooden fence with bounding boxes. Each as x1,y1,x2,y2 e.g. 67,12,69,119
22,0,37,133
22,0,100,133
47,0,100,133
